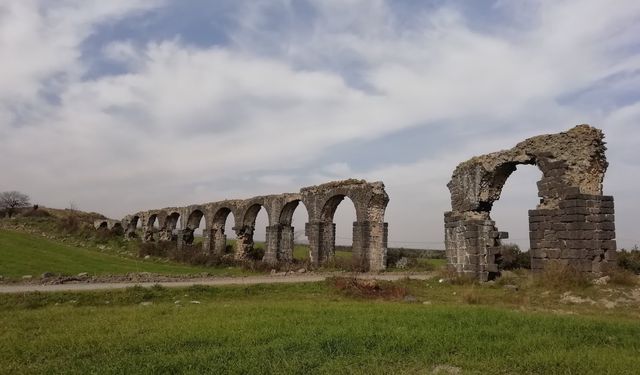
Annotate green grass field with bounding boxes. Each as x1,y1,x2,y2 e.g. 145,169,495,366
0,229,249,278
1,281,639,374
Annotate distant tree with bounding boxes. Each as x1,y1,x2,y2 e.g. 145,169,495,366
0,191,30,217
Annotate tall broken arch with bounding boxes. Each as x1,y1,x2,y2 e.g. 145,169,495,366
444,125,617,281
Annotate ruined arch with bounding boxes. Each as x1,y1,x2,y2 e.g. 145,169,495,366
112,179,390,271
147,214,158,228
111,222,124,235
277,199,309,261
186,209,204,229
204,206,237,257
234,202,270,261
445,125,616,281
301,180,389,271
180,209,205,246
124,215,140,239
279,200,299,226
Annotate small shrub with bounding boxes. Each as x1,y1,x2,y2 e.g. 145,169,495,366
245,246,265,261
330,277,407,300
617,249,640,274
498,243,531,270
224,244,234,254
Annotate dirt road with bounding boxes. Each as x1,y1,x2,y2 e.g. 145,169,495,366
0,273,433,294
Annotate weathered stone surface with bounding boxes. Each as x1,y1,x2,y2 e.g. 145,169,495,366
114,179,390,271
448,125,607,213
445,125,616,281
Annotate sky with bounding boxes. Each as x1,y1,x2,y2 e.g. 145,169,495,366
1,0,640,249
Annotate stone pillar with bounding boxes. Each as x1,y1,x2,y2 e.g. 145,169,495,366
368,221,388,272
212,227,227,256
353,221,389,272
279,225,295,262
444,212,503,281
352,222,364,267
158,228,172,242
176,229,186,251
529,194,616,273
202,228,214,255
305,222,335,266
234,226,254,260
125,226,137,240
142,228,154,242
264,225,281,265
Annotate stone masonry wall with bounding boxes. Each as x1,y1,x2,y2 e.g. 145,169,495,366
530,193,616,273
445,125,617,280
116,179,390,271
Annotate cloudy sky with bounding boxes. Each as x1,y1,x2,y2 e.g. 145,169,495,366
1,0,639,249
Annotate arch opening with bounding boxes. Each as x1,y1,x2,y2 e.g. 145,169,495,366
126,216,140,239
111,222,124,236
184,209,204,245
165,212,181,241
320,194,360,268
238,204,268,261
490,164,543,273
212,207,235,256
145,214,159,242
278,200,310,261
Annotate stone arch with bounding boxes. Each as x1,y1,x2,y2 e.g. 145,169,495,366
232,202,270,261
300,180,389,271
279,200,301,226
177,209,205,246
212,206,233,228
160,211,180,241
111,222,124,235
204,206,237,257
147,213,159,228
445,125,616,281
124,215,140,239
242,203,269,227
186,209,204,230
165,212,180,230
112,179,390,271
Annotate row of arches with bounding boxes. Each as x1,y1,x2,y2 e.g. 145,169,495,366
117,180,390,271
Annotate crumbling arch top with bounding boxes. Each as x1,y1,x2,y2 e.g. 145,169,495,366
447,125,607,213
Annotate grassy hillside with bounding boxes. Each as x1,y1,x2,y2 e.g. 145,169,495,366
1,280,639,374
0,229,247,278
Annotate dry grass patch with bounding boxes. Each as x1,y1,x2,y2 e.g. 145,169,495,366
329,276,408,300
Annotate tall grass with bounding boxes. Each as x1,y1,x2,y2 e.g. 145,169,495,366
1,283,639,374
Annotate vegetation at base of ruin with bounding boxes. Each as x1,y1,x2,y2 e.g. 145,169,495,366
617,248,640,274
497,243,531,270
1,277,640,374
0,229,252,280
1,207,444,278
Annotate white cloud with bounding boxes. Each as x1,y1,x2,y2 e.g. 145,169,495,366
1,0,639,248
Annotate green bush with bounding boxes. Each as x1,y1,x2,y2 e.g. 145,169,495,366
617,249,640,274
498,243,531,270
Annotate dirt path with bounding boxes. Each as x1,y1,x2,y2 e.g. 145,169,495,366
0,273,433,294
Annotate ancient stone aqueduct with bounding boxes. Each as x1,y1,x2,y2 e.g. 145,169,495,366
97,125,617,279
97,180,390,271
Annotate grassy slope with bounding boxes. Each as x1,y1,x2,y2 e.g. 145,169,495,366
0,229,243,278
1,282,639,374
